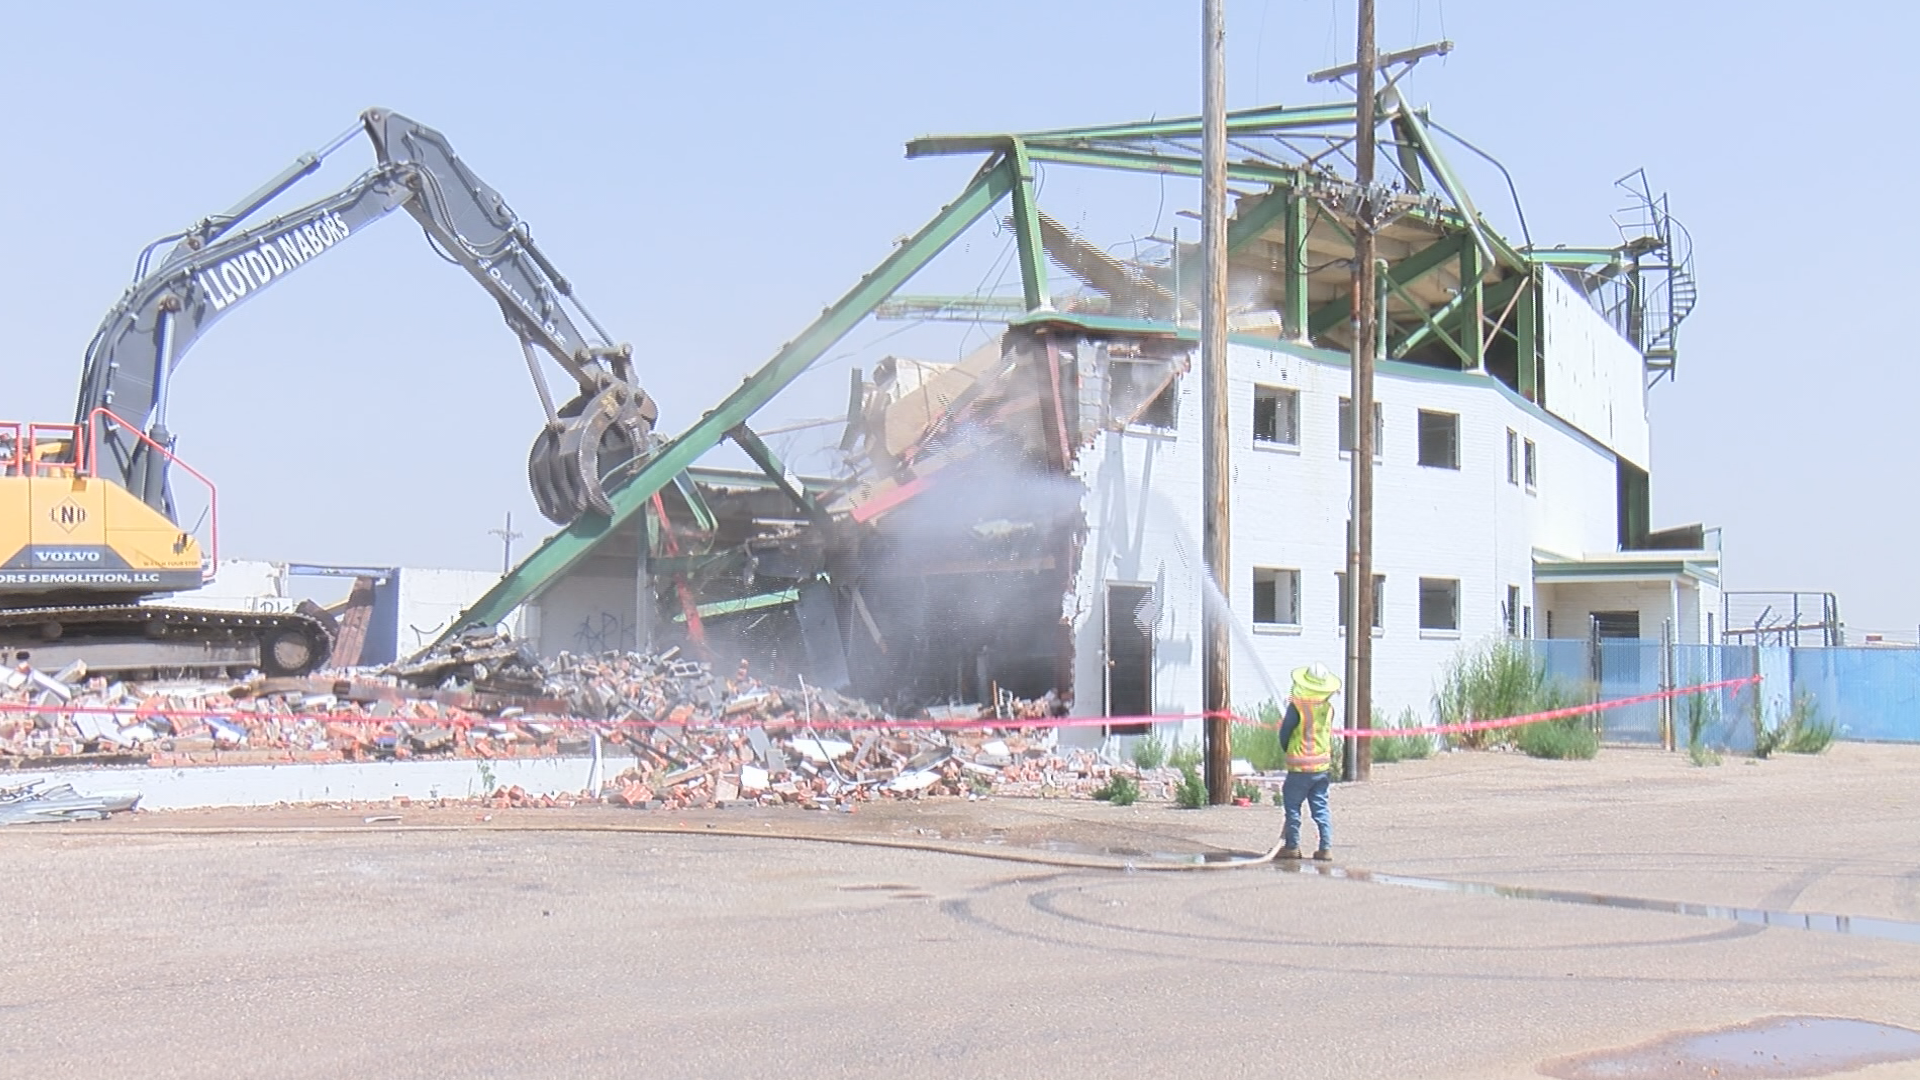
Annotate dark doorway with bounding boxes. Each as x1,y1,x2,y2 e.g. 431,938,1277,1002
1591,611,1641,640
1105,584,1154,734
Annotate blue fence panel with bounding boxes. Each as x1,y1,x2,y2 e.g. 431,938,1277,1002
1789,647,1920,743
1511,640,1920,748
1673,643,1759,752
1530,639,1590,696
1596,638,1665,744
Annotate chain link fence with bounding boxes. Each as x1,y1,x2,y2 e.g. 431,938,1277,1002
1522,637,1916,749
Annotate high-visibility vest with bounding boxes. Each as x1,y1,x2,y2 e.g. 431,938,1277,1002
1284,694,1334,772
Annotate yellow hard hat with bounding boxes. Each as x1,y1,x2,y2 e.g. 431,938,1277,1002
1290,663,1342,699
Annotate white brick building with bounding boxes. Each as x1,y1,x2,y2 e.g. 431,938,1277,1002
1062,266,1717,734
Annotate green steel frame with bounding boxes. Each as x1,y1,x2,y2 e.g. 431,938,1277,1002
441,88,1675,642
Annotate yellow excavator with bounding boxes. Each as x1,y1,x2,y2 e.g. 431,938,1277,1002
1,109,658,676
0,418,296,672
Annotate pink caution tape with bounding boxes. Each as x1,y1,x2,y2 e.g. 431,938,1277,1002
1321,674,1763,739
0,675,1760,741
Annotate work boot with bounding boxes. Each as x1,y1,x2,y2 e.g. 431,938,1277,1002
1312,848,1333,862
1275,846,1302,860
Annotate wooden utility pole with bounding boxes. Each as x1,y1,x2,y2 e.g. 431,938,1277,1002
1345,0,1377,782
1201,0,1233,805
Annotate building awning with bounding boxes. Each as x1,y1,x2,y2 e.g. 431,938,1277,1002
1532,549,1720,588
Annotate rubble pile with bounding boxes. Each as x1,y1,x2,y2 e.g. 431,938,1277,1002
0,640,1158,806
0,657,577,766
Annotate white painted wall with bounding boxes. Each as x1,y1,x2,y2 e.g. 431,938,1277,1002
392,568,521,655
1540,270,1651,468
1537,576,1717,645
151,558,297,612
1537,580,1673,642
1070,339,1630,739
28,754,628,811
532,564,640,657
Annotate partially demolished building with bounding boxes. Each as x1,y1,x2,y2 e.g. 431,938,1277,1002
445,77,1714,736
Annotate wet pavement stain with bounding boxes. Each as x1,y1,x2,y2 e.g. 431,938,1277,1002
989,839,1920,942
1541,1015,1920,1079
1039,839,1247,864
1276,863,1920,945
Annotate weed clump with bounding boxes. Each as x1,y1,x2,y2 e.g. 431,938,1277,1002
1513,715,1600,760
1092,774,1140,806
1368,707,1434,764
1130,732,1168,770
1230,711,1286,773
1168,741,1204,774
1174,762,1208,809
1756,694,1836,758
1436,639,1590,758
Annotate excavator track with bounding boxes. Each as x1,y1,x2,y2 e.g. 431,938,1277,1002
0,604,333,678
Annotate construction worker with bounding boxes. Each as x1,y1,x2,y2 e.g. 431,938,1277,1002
1276,662,1341,862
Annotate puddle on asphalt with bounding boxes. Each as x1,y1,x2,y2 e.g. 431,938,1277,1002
970,838,1920,944
1040,839,1246,864
1276,863,1920,945
1543,1016,1920,1079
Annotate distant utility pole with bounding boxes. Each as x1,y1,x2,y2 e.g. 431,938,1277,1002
1201,0,1234,805
1347,0,1378,782
489,511,523,575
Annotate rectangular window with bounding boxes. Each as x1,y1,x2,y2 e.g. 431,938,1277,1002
1523,439,1538,490
1337,398,1384,455
1506,429,1520,485
1336,572,1385,631
1417,410,1460,469
1523,605,1534,639
1419,577,1461,631
1506,585,1521,637
1252,567,1301,626
1110,360,1179,430
1252,385,1299,446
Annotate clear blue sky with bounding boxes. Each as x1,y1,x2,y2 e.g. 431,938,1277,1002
4,1,1912,633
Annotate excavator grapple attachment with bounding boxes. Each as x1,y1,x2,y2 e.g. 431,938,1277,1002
527,384,658,524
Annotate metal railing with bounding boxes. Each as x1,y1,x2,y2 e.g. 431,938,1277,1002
85,407,220,577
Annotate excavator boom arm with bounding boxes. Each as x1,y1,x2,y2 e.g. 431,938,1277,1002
73,108,654,526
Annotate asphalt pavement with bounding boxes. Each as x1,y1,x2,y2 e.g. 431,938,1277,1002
4,743,1916,1079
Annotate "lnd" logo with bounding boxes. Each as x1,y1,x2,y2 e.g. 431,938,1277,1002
50,499,87,532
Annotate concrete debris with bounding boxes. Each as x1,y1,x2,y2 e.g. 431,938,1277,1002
389,627,546,694
0,781,139,825
0,643,1222,808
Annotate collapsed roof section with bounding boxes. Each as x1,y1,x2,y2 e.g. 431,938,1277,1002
630,325,1187,707
444,63,1693,665
899,85,1695,398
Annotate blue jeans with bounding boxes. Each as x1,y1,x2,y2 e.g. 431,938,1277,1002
1282,770,1331,850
